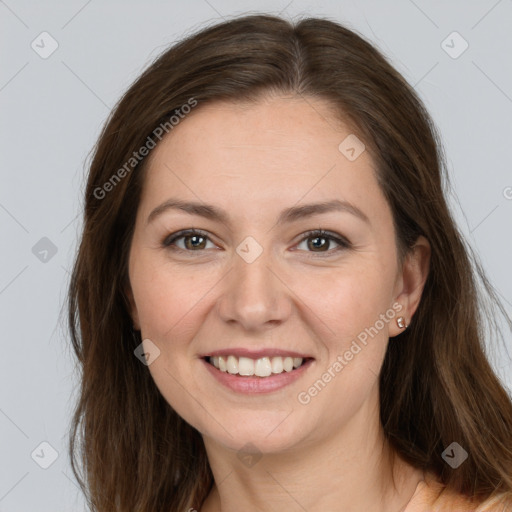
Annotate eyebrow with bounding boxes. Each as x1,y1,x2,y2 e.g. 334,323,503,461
146,198,370,227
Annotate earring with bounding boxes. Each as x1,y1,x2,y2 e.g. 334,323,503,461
397,317,408,329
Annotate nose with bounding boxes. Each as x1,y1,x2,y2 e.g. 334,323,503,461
216,245,291,331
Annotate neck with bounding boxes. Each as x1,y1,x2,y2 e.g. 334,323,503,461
199,389,424,512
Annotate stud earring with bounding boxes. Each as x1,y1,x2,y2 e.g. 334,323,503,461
397,317,408,329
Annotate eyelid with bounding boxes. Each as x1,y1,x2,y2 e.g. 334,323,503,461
162,228,351,256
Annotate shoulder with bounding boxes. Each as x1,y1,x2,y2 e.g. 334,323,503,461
404,472,512,512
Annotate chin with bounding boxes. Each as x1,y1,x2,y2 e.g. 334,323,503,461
198,413,314,456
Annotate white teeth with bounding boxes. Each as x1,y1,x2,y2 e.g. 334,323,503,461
238,357,254,376
226,355,238,374
209,355,305,376
271,356,283,374
254,357,272,377
283,357,293,372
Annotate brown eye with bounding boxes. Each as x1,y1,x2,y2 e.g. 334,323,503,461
296,230,350,255
182,234,207,250
163,229,214,251
306,235,330,252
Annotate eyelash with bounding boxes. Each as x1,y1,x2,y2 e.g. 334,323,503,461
162,229,351,258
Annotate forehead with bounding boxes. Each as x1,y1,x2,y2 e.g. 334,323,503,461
140,95,386,222
152,95,357,167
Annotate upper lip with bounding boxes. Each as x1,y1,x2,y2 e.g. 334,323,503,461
200,348,313,359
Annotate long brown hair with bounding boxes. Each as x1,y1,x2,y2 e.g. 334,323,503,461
67,13,512,511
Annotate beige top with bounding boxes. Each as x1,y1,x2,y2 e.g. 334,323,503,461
403,472,512,512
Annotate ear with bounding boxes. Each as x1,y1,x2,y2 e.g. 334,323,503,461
389,235,431,337
123,279,141,331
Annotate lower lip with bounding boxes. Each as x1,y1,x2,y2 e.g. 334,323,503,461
202,358,314,394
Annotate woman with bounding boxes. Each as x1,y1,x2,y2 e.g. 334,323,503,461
67,13,512,512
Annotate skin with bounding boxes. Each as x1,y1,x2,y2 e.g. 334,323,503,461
126,94,431,512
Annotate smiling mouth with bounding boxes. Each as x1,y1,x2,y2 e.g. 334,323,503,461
205,355,312,377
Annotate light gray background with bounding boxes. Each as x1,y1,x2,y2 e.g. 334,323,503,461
1,1,511,510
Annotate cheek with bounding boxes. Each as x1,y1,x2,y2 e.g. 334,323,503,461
290,263,395,402
131,257,215,342
292,261,395,344
291,284,392,438
130,258,213,428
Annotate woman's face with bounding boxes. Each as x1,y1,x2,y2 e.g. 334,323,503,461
127,95,422,454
